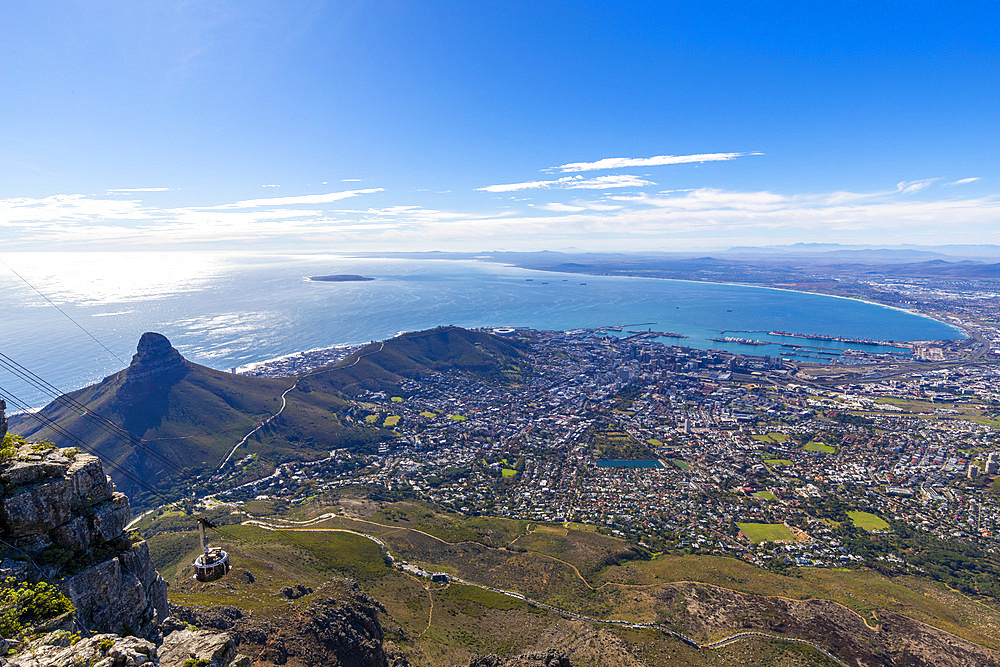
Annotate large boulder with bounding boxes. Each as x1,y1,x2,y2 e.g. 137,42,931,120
158,627,248,667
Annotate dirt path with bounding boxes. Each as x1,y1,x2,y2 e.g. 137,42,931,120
239,513,866,662
216,340,386,472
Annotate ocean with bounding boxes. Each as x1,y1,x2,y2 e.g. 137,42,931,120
0,252,964,408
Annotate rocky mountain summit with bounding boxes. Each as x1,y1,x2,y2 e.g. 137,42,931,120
115,332,188,406
7,332,378,503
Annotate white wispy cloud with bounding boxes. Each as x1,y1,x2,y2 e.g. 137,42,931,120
342,178,362,182
221,188,384,208
261,184,280,188
535,199,623,213
3,181,1000,251
478,174,653,193
403,189,1000,250
949,177,980,185
896,178,939,194
106,187,172,193
0,194,151,226
549,152,762,173
535,203,587,212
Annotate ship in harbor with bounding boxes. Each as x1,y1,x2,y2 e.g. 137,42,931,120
769,330,911,348
712,336,770,346
628,329,688,338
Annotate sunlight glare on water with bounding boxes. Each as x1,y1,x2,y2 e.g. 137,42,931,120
0,252,235,306
0,251,964,408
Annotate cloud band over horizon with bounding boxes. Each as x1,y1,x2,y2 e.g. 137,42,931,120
1,174,995,251
549,152,763,173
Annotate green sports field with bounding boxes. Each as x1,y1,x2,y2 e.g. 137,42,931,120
847,511,890,531
737,522,797,543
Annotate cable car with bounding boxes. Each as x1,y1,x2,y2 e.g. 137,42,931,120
193,518,231,582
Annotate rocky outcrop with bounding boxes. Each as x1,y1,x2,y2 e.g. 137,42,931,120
60,541,167,637
128,333,186,382
0,443,167,637
281,584,313,599
173,579,411,666
115,332,188,406
5,632,158,667
1,399,7,441
656,581,1000,666
0,437,255,666
3,623,252,667
158,626,247,667
468,650,573,667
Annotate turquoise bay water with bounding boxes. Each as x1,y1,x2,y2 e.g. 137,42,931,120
0,252,963,407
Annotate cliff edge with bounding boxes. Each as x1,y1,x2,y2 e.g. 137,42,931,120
0,438,167,637
0,402,253,666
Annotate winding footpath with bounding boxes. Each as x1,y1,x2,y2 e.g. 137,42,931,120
215,341,387,473
183,332,851,665
216,381,299,471
242,514,848,666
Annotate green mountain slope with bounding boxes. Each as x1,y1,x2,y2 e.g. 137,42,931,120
143,495,1000,666
11,327,529,506
297,325,531,396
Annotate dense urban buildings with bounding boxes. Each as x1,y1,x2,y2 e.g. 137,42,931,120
223,274,1000,595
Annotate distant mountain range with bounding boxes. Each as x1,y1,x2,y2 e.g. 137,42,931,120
348,247,1000,281
723,243,1000,260
10,326,529,505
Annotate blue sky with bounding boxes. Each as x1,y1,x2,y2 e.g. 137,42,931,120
2,1,998,251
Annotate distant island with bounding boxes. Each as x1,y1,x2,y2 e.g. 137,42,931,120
308,274,375,282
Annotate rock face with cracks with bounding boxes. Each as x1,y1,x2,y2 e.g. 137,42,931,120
2,624,253,667
0,401,253,666
0,434,167,638
115,332,188,406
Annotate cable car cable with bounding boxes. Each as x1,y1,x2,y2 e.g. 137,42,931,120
0,255,255,454
0,353,281,543
0,353,190,476
0,255,132,368
0,386,185,507
1,385,246,547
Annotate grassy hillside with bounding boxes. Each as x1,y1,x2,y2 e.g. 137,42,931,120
146,495,1000,665
298,326,532,396
12,360,377,505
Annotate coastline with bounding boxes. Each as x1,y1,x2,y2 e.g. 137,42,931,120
3,252,969,408
238,264,966,379
234,342,365,377
490,261,969,341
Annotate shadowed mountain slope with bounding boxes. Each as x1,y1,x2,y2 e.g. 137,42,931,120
10,333,377,504
11,327,530,506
